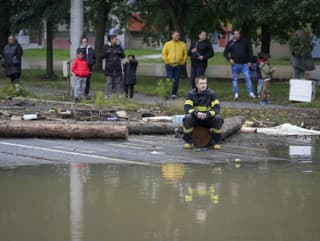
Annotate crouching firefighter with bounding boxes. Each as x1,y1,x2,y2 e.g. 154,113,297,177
183,76,224,150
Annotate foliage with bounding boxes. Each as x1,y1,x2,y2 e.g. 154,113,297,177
0,84,29,98
94,91,142,110
156,78,173,100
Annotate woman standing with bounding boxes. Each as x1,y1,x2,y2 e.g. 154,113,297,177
188,31,214,89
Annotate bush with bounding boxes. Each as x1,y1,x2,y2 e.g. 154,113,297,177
156,78,172,100
0,84,29,97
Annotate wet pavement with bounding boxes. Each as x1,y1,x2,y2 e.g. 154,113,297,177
0,134,320,241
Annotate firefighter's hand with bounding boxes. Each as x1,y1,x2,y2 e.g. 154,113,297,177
191,48,197,53
197,112,207,120
229,59,234,65
198,56,204,60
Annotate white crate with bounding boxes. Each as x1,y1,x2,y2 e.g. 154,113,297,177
289,79,316,102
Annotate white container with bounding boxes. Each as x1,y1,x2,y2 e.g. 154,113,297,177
23,114,38,121
173,115,184,125
289,79,316,102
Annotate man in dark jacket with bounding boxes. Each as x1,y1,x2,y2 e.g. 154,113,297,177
78,37,96,98
102,34,125,98
183,76,224,150
223,30,255,100
3,35,23,91
188,31,214,89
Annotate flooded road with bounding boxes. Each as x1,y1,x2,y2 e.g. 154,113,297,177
1,136,320,241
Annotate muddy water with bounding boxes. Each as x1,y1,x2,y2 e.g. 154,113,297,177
1,138,320,241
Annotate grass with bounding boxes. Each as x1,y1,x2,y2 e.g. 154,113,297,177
0,69,319,109
23,48,161,60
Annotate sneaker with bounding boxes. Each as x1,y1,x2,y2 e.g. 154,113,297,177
171,94,177,100
183,143,192,149
213,144,221,150
249,92,256,98
74,98,80,103
233,93,239,101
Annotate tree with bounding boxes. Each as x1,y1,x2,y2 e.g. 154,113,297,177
11,0,69,78
85,0,129,70
0,0,11,56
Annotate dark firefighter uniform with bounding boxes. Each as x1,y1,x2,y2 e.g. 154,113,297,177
183,88,224,145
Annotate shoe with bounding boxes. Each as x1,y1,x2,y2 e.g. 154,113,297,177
74,98,80,103
233,93,239,101
249,92,256,98
213,144,221,150
171,94,177,100
183,143,192,149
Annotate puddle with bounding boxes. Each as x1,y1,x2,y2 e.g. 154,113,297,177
1,160,320,241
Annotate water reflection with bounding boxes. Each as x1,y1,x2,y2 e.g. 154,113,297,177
1,161,320,241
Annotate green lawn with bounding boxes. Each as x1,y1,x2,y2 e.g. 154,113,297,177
23,48,161,60
1,69,319,108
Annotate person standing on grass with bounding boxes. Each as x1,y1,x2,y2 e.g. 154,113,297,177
3,34,23,93
123,54,138,98
188,31,214,89
162,31,187,99
102,34,125,98
78,36,96,99
223,30,255,100
72,48,90,103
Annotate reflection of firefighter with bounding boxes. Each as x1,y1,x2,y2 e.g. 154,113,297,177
161,163,185,182
184,182,219,204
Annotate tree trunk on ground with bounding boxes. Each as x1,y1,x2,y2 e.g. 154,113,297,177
94,2,112,71
46,20,54,78
0,121,128,139
0,0,11,56
261,24,271,54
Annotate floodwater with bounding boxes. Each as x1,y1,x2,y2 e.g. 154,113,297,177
1,137,320,241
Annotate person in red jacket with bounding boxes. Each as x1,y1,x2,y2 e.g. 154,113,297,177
72,48,90,102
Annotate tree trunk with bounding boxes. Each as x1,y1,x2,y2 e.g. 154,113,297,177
0,121,128,139
94,2,112,71
0,0,11,56
46,20,54,78
261,24,271,54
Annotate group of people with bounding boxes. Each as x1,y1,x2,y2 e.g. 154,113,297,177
161,29,277,149
72,34,138,102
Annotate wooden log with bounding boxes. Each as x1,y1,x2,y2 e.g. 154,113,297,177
0,121,128,139
129,116,245,139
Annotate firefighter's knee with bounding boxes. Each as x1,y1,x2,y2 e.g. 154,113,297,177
183,114,194,129
213,114,224,129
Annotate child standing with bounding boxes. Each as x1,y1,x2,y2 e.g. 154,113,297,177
123,54,138,98
249,56,261,95
72,48,90,103
258,52,276,105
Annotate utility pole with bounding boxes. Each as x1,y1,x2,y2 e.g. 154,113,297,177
69,0,84,95
70,0,84,59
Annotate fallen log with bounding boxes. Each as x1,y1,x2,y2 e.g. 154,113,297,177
0,121,128,139
129,116,245,139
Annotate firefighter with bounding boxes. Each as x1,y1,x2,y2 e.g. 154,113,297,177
183,76,224,150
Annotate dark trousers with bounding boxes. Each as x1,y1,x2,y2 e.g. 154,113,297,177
165,64,183,95
191,63,207,89
183,113,224,145
85,73,91,95
9,73,21,84
125,84,135,98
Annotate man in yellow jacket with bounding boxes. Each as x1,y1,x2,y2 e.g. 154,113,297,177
162,31,187,99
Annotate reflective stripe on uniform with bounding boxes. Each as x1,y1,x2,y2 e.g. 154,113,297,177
211,100,220,107
210,128,222,133
210,111,216,117
183,127,193,134
194,106,210,112
185,100,194,106
188,109,195,114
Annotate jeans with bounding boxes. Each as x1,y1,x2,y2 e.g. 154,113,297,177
165,64,183,95
104,76,123,97
231,63,253,94
293,67,305,79
74,76,87,99
191,63,207,89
